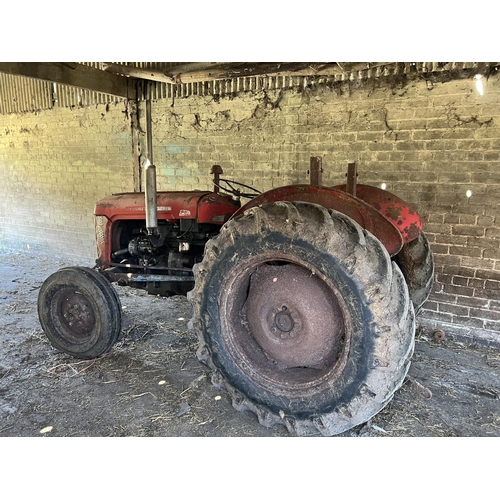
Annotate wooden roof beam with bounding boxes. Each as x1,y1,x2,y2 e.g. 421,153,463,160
101,62,391,85
0,62,137,99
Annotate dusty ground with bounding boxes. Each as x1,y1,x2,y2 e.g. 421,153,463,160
1,251,499,438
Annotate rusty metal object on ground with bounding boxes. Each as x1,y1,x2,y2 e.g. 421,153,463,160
407,376,433,400
433,329,445,341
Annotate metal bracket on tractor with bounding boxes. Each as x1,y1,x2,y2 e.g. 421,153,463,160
37,156,434,437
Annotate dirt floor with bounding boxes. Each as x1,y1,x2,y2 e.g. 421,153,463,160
1,251,499,438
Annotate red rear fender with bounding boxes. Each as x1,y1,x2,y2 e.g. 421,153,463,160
332,184,423,244
233,185,404,256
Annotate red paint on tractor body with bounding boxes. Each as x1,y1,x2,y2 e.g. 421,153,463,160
332,184,423,244
233,185,405,256
94,191,240,262
95,191,239,224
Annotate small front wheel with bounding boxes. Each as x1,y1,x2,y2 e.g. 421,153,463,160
38,267,122,359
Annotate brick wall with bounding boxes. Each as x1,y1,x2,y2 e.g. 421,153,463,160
145,74,500,345
1,71,499,344
0,102,135,263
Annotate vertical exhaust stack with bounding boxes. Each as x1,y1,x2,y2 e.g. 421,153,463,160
144,160,158,235
144,82,158,237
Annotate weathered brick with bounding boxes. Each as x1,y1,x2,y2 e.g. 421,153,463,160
432,291,458,304
443,284,475,297
452,276,469,286
475,288,500,301
476,269,500,281
436,273,453,284
443,214,460,224
422,300,439,311
462,257,495,270
436,236,468,249
452,225,485,237
439,303,470,316
484,321,500,332
442,265,476,278
485,227,500,238
485,280,500,290
468,278,486,289
449,245,482,258
423,310,454,323
470,308,500,322
483,249,500,259
453,316,485,329
457,296,489,308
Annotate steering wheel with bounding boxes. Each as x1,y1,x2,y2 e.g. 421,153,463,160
214,178,262,199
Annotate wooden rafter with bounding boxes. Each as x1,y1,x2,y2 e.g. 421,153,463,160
101,62,391,85
0,62,137,99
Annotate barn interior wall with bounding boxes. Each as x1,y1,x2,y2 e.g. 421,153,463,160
0,102,135,264
145,73,500,345
0,71,499,344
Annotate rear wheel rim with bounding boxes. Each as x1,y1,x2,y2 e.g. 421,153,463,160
219,254,352,392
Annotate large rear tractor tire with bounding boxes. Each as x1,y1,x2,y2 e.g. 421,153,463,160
188,201,415,436
38,266,122,359
394,232,434,314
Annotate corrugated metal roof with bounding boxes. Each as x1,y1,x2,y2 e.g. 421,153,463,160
0,72,54,114
0,62,496,115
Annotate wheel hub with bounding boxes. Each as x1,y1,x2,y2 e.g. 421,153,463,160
273,306,295,334
243,263,344,370
58,290,95,337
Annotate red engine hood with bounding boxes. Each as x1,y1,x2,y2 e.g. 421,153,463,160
95,191,240,224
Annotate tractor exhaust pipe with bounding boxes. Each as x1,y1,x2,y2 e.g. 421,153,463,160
144,82,158,236
144,160,158,235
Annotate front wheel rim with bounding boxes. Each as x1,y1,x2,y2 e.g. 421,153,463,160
51,287,96,344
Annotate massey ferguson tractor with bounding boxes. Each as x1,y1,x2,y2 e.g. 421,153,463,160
37,158,434,437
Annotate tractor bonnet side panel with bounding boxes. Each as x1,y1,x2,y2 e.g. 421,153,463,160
94,191,212,222
196,193,241,224
93,191,240,263
95,191,239,223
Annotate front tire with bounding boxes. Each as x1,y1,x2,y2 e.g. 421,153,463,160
38,266,122,359
188,201,415,436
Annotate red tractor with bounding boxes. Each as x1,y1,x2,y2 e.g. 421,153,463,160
37,159,433,436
